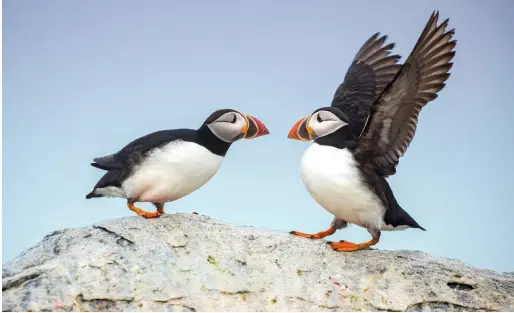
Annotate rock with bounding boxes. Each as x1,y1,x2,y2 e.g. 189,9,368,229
2,213,513,311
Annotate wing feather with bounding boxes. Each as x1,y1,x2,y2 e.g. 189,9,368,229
330,33,402,136
90,130,183,171
355,11,456,176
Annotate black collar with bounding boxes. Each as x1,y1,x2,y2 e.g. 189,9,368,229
314,126,357,150
197,125,232,156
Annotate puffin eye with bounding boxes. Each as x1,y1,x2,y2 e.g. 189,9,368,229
317,114,323,123
230,114,237,124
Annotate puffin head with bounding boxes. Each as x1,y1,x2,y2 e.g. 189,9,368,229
204,109,270,143
287,107,349,142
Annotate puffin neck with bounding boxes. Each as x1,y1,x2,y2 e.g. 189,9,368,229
314,126,357,150
197,125,232,157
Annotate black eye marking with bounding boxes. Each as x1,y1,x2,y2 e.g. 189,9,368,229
317,114,323,123
230,114,237,124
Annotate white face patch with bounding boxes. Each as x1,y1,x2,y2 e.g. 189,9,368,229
308,110,347,138
207,112,248,142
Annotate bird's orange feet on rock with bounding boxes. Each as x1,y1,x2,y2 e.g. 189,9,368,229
290,227,336,239
127,202,162,219
327,237,379,252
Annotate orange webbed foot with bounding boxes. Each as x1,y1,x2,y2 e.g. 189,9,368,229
139,211,162,219
290,227,336,240
327,237,379,252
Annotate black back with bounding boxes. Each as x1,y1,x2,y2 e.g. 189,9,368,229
87,127,231,195
313,127,357,150
91,127,231,171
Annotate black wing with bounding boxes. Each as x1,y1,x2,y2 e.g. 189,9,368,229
355,11,456,176
91,129,193,170
331,33,402,136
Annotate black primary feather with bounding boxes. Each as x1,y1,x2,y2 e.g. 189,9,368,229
89,127,231,171
90,130,192,171
91,154,119,170
330,33,402,137
356,11,456,176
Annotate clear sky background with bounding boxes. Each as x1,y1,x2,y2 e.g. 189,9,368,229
3,0,514,272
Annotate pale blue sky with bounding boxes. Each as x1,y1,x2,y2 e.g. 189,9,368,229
3,0,514,272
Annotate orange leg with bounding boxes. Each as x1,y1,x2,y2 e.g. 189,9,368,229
327,235,380,252
154,203,165,215
127,201,162,219
290,227,336,240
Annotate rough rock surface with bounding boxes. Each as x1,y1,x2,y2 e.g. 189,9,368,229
2,213,513,311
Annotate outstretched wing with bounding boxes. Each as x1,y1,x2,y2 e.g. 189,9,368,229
331,33,402,136
90,130,184,170
355,11,456,176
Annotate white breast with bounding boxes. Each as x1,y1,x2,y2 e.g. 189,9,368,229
122,141,224,203
300,143,385,230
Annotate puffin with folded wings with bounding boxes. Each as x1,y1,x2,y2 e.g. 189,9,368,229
86,109,269,218
287,11,456,251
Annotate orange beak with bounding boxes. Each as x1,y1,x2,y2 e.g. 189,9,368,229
287,117,313,141
243,115,270,139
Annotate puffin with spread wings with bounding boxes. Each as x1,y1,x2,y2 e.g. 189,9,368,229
86,109,269,218
287,11,456,251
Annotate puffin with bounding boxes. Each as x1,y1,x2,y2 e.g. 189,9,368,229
86,109,269,218
287,11,456,251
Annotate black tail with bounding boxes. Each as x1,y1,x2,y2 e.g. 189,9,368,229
391,206,426,231
379,176,426,231
86,190,102,199
90,162,111,171
86,169,126,200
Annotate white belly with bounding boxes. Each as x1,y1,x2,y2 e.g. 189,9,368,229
300,143,385,230
121,141,224,203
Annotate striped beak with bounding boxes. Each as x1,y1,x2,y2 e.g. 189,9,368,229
287,117,313,141
242,115,270,139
